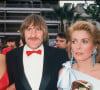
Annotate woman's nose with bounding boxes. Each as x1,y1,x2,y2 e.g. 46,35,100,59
76,42,81,49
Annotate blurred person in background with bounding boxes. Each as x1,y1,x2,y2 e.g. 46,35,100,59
3,37,17,49
55,32,67,49
0,53,15,89
2,37,18,55
0,54,9,90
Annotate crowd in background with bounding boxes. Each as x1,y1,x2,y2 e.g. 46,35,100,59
0,37,24,54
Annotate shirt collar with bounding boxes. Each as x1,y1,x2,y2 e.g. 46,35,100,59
24,44,44,53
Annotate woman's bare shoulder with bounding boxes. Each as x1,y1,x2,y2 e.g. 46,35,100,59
59,67,64,74
0,54,6,64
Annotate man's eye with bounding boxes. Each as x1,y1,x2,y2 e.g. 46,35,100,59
27,28,32,31
36,28,41,31
56,40,58,42
60,40,64,42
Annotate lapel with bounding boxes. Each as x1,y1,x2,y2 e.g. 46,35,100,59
39,45,52,90
16,46,32,90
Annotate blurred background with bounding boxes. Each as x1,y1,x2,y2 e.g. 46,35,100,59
0,0,100,47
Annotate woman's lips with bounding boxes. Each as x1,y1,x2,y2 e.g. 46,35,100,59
75,52,83,55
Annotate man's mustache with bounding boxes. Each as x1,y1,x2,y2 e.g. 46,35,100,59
28,37,40,40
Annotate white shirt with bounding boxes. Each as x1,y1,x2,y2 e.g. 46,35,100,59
23,44,44,90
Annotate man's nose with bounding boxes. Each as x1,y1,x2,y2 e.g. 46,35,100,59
30,29,37,37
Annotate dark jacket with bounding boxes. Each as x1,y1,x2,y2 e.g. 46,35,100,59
6,45,69,90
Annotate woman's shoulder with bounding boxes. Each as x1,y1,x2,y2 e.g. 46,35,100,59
0,54,5,64
59,67,65,75
0,54,5,59
59,61,72,75
0,54,6,81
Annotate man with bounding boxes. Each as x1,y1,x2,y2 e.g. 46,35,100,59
55,32,67,49
6,14,69,90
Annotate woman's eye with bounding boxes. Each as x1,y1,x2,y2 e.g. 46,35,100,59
72,40,76,44
83,40,88,43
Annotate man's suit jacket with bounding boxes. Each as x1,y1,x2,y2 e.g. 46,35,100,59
6,45,69,90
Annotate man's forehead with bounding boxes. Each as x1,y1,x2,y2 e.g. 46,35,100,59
28,24,40,28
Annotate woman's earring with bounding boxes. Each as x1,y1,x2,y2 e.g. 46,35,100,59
92,49,97,66
70,49,74,66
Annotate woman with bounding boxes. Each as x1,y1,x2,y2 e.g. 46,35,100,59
0,53,15,89
57,20,100,90
0,54,9,90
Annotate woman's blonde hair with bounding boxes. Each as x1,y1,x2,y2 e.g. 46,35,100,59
66,20,100,63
